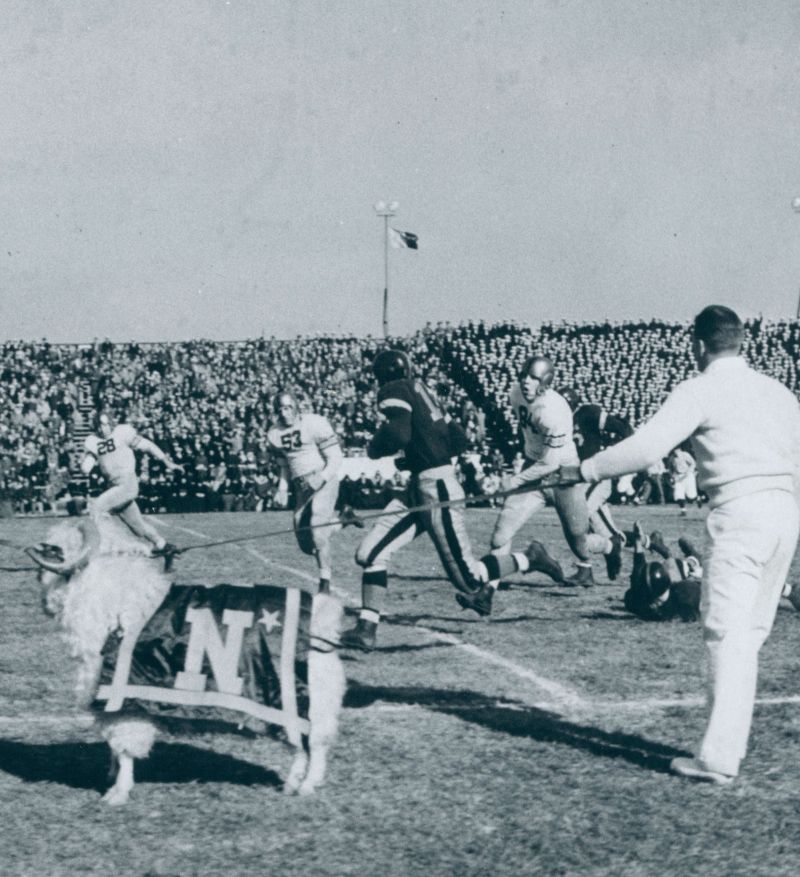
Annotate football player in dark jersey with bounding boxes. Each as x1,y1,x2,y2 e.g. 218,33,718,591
561,388,633,585
341,350,561,649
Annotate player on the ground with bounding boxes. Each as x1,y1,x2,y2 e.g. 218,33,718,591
622,522,702,621
561,388,633,584
668,442,701,513
267,391,345,594
485,357,623,594
341,350,561,649
81,411,182,563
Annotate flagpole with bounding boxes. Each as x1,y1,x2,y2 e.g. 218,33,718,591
374,201,398,338
383,213,389,337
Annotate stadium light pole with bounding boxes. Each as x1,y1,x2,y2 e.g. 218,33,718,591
793,197,800,318
374,200,399,337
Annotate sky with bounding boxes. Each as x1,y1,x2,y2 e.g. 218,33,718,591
3,0,800,342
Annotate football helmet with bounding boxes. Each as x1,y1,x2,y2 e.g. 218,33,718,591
273,391,299,428
560,387,580,411
633,560,672,604
519,355,555,401
93,410,114,438
372,350,412,386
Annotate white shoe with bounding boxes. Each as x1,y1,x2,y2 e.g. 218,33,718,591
670,757,735,786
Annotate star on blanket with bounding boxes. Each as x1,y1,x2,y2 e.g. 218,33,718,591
258,608,282,633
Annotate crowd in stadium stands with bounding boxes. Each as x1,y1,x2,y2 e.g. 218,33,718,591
3,317,800,516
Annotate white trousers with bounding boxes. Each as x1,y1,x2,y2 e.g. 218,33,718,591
698,489,800,776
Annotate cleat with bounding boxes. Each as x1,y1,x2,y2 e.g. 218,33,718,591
151,542,180,572
564,564,595,587
340,618,377,651
455,583,494,617
649,530,671,559
339,505,364,529
318,579,331,595
604,533,624,580
525,540,564,582
678,536,700,559
670,757,734,786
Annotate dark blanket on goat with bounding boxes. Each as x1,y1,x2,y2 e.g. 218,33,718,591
92,584,313,736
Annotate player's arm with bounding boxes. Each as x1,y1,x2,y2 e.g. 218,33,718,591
273,457,292,509
135,436,184,473
368,399,412,459
80,451,96,476
80,437,97,476
581,387,704,483
506,409,568,488
302,427,344,492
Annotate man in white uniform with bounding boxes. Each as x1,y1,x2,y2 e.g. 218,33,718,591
487,356,623,592
669,444,700,513
571,306,800,784
81,412,184,561
267,391,343,593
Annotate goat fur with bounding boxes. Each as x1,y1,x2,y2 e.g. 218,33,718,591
36,516,345,804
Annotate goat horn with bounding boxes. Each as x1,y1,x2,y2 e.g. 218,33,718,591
25,519,101,575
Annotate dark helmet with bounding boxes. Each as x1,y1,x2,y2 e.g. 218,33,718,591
633,560,672,602
560,388,580,411
520,355,555,391
372,350,412,386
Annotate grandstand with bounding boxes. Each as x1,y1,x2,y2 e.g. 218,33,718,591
3,317,800,514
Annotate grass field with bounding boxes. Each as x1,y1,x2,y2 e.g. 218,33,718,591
2,505,800,877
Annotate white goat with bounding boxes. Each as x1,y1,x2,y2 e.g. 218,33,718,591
28,517,346,804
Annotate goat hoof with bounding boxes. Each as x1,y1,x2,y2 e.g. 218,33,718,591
102,786,131,806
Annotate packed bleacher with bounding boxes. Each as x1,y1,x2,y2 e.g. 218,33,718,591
3,316,800,515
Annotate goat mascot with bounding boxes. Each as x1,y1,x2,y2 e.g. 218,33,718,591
28,517,346,804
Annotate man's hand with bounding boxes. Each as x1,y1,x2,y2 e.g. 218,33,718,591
165,460,184,474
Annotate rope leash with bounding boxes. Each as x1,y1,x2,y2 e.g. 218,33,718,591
171,468,578,556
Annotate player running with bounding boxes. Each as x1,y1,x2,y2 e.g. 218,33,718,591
267,391,344,594
81,411,182,563
561,387,633,584
341,350,559,649
486,357,623,591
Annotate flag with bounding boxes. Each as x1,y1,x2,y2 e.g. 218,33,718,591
92,583,314,736
389,228,419,249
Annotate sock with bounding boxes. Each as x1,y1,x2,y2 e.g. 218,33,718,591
360,608,380,624
154,536,166,550
362,567,387,617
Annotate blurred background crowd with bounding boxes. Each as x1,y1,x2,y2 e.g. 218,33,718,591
3,317,799,516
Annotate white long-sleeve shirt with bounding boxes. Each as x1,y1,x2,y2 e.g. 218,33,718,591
581,356,800,508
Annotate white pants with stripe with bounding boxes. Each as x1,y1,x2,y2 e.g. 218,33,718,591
355,464,484,593
698,489,800,776
90,476,163,548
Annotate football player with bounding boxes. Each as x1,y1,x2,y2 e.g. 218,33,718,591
561,387,633,584
341,350,561,649
623,522,702,622
267,391,344,593
487,357,623,591
81,411,182,562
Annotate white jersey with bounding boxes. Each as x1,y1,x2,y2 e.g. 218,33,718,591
267,413,340,480
84,424,142,485
509,384,579,466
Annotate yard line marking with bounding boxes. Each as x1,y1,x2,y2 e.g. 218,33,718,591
596,694,800,711
416,629,586,709
0,715,94,728
161,520,586,710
